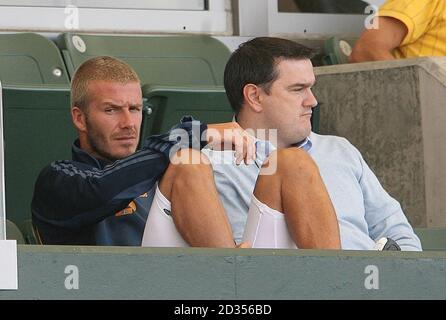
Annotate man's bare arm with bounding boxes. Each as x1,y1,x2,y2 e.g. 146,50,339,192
207,122,256,165
349,16,408,62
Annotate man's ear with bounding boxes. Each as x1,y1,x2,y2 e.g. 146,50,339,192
71,106,87,132
243,84,263,113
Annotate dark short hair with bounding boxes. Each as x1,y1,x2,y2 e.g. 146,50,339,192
224,37,316,113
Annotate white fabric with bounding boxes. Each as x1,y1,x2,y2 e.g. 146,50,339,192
141,184,297,248
141,184,189,247
243,195,297,249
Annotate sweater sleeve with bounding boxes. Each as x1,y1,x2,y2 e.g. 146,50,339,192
31,116,208,230
351,144,423,251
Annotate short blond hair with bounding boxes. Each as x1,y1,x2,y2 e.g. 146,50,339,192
71,56,140,110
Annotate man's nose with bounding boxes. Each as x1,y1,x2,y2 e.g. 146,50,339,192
305,88,318,108
120,109,135,128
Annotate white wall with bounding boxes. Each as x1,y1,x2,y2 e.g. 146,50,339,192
0,0,387,37
237,0,370,38
365,0,386,6
0,0,232,35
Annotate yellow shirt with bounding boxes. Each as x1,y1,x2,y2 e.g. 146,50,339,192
378,0,446,58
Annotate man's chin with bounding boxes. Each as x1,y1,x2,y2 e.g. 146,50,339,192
117,149,137,159
297,127,311,140
110,145,137,160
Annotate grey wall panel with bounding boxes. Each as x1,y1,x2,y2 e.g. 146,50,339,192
1,246,446,299
314,57,446,227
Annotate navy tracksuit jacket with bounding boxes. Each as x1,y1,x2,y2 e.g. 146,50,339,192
31,117,207,245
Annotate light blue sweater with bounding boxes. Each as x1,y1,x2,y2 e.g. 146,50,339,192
203,132,422,251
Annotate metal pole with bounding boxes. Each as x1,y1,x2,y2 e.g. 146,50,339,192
0,81,5,240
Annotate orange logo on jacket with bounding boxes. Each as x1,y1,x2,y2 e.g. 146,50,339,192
114,193,148,216
115,201,136,216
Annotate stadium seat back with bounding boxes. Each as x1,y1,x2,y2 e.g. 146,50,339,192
140,85,233,140
140,85,321,142
0,33,70,85
2,85,74,239
311,105,320,133
6,219,25,244
58,33,231,86
323,36,356,65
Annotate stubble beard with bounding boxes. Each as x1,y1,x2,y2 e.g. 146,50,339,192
85,118,122,163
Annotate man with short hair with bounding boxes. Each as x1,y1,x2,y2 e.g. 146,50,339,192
34,55,342,249
142,41,343,250
223,37,421,250
31,56,258,247
143,37,422,251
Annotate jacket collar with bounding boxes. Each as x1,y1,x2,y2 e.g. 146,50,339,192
72,139,110,169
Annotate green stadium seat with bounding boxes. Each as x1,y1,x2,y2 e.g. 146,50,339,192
311,104,320,133
140,85,233,140
2,84,75,240
414,228,446,251
0,33,70,85
141,84,321,150
57,33,230,86
58,33,235,137
6,219,25,244
322,36,356,65
22,219,39,244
